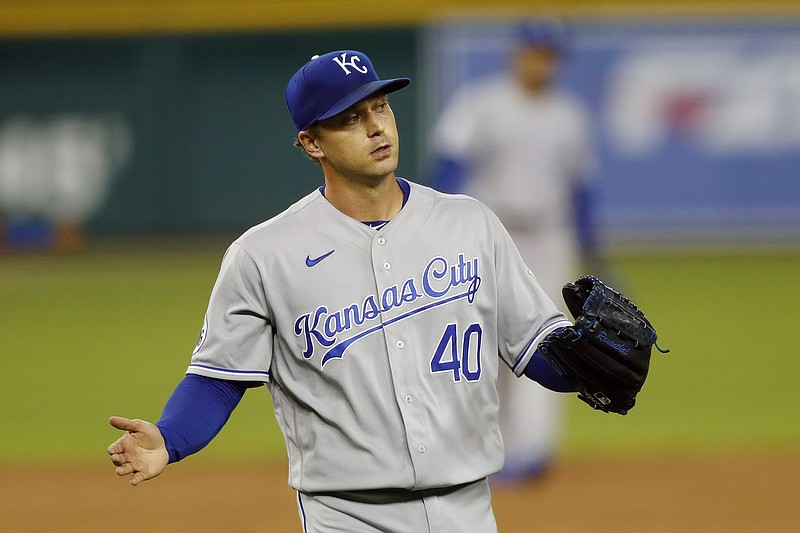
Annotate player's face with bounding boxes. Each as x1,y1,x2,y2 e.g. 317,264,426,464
513,46,559,93
310,93,400,184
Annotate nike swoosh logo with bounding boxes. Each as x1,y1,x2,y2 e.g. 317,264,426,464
306,249,335,267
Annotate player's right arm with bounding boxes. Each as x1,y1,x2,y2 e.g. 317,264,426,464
107,416,169,487
429,81,484,194
430,156,468,194
108,375,252,485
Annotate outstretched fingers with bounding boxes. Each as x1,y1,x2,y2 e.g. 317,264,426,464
107,415,168,486
109,451,129,467
114,462,136,477
129,472,149,487
108,416,140,432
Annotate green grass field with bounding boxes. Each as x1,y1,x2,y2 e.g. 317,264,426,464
2,239,798,466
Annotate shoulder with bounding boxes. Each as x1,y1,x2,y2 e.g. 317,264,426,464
409,179,479,203
408,180,501,222
233,187,326,249
442,74,514,112
407,181,515,253
463,73,514,97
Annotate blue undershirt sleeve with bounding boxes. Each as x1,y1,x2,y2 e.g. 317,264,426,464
573,182,597,256
430,156,468,194
155,374,255,463
524,349,578,393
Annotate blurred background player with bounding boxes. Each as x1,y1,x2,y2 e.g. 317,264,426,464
430,19,600,483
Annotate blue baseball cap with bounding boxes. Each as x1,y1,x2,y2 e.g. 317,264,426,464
516,20,568,53
285,50,411,131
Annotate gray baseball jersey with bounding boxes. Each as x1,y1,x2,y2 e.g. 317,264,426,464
187,179,570,493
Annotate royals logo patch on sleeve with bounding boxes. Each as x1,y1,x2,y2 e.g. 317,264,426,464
193,315,208,355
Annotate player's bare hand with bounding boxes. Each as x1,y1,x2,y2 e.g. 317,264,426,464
107,416,169,487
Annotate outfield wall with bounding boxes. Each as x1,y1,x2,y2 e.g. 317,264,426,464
421,17,800,244
1,3,798,243
0,29,420,234
4,1,799,37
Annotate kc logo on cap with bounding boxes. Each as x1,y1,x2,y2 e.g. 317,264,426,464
331,52,369,75
285,50,410,132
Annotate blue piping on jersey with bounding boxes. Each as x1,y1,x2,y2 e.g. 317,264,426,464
297,492,308,533
511,319,573,373
188,363,270,380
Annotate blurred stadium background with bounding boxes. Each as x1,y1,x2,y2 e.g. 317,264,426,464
1,1,799,530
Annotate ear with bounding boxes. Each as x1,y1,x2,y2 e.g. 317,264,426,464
298,130,325,161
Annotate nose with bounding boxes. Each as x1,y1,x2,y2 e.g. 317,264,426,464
365,111,385,137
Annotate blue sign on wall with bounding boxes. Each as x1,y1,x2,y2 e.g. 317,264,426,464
422,18,800,243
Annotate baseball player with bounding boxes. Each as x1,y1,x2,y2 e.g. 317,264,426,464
431,20,598,482
107,50,580,532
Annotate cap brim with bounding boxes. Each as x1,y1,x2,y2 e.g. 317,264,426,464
315,78,410,125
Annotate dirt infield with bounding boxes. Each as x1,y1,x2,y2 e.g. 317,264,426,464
2,454,798,532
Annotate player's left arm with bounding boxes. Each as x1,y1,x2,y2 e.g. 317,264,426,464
537,276,668,414
573,182,597,260
569,101,605,270
523,341,578,393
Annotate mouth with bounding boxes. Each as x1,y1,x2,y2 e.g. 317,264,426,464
370,143,392,158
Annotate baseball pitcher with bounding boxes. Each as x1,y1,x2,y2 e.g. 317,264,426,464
108,49,664,533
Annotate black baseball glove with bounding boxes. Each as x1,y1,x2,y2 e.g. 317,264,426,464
539,276,668,415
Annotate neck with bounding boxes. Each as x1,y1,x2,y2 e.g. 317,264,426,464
323,173,403,222
521,79,548,95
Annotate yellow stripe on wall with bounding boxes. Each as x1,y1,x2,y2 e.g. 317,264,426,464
2,0,800,38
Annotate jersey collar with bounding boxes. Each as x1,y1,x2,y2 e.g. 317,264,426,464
319,177,410,228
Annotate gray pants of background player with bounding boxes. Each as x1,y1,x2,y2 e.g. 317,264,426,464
296,478,498,533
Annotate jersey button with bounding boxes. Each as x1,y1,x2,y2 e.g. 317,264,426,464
395,340,404,349
418,444,426,453
377,237,386,245
383,262,391,270
404,394,413,404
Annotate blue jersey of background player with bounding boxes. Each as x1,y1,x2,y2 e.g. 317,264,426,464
108,49,578,532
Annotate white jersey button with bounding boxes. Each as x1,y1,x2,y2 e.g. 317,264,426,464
404,394,413,404
418,444,426,453
383,262,391,270
395,340,404,349
377,237,386,245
